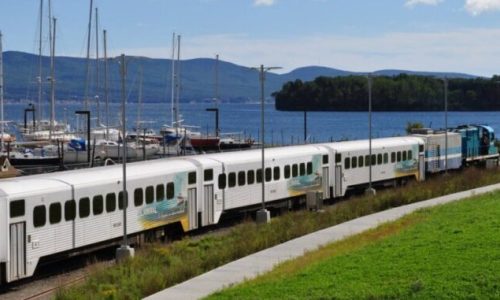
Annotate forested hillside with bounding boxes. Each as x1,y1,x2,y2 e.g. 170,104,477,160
274,74,500,111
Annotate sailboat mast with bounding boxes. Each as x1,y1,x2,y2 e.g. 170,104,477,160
175,34,181,135
49,17,56,141
215,54,219,107
84,0,93,110
137,65,143,133
95,7,100,126
37,0,44,123
103,29,109,139
170,32,176,127
47,0,53,123
0,31,4,151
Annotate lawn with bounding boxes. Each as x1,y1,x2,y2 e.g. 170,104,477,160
208,191,500,299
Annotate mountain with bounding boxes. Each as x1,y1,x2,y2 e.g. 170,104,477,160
2,51,479,103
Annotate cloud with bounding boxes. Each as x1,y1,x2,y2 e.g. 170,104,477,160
465,0,500,15
254,0,275,6
405,0,443,7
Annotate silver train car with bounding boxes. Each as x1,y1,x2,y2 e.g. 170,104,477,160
0,133,492,284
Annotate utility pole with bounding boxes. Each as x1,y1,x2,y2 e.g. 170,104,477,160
253,64,281,224
116,54,134,261
365,74,376,196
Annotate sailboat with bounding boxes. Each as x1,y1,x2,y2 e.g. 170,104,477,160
0,31,16,151
161,34,220,152
9,17,62,167
20,0,76,143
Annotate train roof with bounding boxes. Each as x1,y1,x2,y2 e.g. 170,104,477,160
320,136,423,152
199,144,328,164
0,136,425,195
0,157,196,192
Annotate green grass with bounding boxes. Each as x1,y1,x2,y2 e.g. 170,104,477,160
208,191,500,299
56,168,500,300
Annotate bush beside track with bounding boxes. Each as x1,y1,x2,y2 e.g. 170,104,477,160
56,167,500,299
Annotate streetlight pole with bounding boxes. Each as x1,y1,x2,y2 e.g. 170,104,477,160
365,74,376,196
443,77,448,174
253,64,281,224
116,54,134,261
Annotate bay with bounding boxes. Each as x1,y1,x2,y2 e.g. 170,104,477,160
3,102,499,144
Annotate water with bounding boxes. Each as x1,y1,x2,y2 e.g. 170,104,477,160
3,101,500,143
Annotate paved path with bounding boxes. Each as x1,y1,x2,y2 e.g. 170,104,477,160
145,183,500,300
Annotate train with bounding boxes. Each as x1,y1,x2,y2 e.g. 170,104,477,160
0,124,497,284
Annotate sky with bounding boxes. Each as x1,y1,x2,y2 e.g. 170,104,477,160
2,0,500,76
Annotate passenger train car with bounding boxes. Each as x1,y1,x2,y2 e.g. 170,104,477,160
0,130,496,284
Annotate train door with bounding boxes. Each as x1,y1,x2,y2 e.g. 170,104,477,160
428,144,439,172
202,185,214,226
9,222,26,280
187,188,198,230
322,167,330,199
334,165,342,197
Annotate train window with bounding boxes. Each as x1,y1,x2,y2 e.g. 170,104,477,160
106,193,116,212
93,195,104,215
292,164,298,177
10,200,25,218
188,172,196,185
323,155,328,164
228,172,236,188
358,156,364,167
403,151,407,161
377,154,382,165
49,202,62,224
307,162,313,174
248,170,255,184
156,184,165,202
274,166,280,180
79,197,90,219
134,188,144,207
284,165,291,179
335,153,341,163
65,200,76,221
344,158,350,169
391,152,396,163
351,157,357,168
365,155,370,166
218,174,227,189
397,151,402,162
238,171,246,186
419,144,424,152
300,163,306,176
371,155,376,166
146,186,154,204
265,167,272,182
204,169,213,181
118,191,128,210
384,153,388,164
167,182,175,198
408,150,413,160
33,205,46,228
256,169,263,183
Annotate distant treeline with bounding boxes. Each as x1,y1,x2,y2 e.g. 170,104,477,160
274,74,500,111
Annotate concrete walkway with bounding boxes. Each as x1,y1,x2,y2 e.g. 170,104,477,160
145,183,500,300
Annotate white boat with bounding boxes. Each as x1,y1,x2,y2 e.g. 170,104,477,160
95,139,160,160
